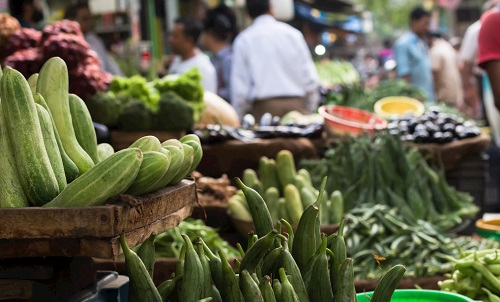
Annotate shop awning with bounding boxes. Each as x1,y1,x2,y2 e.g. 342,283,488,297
295,2,363,34
295,0,356,14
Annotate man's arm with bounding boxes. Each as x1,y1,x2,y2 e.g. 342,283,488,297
230,39,252,120
394,42,411,83
218,55,232,102
484,60,500,111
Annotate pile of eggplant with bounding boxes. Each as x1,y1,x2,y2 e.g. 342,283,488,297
242,113,324,139
387,107,481,144
195,113,324,145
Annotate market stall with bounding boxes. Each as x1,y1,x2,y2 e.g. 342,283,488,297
1,0,500,300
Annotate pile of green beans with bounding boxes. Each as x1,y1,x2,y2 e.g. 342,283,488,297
345,204,499,280
439,249,500,301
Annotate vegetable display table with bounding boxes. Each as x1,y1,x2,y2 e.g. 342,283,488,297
0,179,196,300
197,138,319,179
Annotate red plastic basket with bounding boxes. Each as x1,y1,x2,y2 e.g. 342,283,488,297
318,105,387,136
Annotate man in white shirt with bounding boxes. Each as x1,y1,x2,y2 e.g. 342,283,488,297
231,0,319,120
168,18,217,92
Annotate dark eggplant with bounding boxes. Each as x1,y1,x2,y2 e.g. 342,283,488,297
424,121,440,134
260,113,273,127
454,125,465,135
398,120,409,128
442,123,456,133
442,131,454,143
432,131,445,144
271,116,281,126
414,130,431,143
408,118,419,132
242,114,256,128
414,124,426,133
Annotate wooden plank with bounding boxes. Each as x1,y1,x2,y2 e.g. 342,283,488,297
0,201,194,259
0,279,33,300
0,180,195,240
0,206,117,239
0,258,55,280
112,179,197,234
110,131,184,150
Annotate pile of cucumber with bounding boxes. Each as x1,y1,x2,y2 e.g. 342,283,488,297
121,177,406,302
0,57,201,208
228,150,343,226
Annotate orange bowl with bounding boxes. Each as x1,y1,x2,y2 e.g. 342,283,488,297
318,105,387,136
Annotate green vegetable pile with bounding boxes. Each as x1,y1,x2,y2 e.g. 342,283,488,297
86,68,204,131
315,60,360,88
439,249,500,301
120,177,406,302
345,204,499,280
326,80,426,112
300,133,479,231
132,218,240,259
229,151,343,226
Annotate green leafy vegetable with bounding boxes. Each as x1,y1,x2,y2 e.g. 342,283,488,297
134,218,240,259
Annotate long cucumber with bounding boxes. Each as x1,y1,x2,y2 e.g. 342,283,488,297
37,57,95,174
43,148,143,207
125,151,170,196
0,68,28,208
33,89,79,182
68,94,99,163
1,66,60,206
35,100,67,191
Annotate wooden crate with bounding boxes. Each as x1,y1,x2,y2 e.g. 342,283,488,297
110,131,185,150
0,179,196,260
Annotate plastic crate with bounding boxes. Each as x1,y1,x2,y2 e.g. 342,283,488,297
69,271,129,302
445,154,488,235
446,154,488,212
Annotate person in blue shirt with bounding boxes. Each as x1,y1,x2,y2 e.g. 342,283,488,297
394,7,435,102
201,4,238,103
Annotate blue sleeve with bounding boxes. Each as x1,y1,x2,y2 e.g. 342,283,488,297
394,42,411,77
218,54,233,102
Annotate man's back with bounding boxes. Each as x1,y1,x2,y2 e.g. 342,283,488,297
430,39,463,107
231,14,318,118
394,31,435,102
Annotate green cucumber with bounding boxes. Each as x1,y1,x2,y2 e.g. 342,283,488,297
43,148,143,207
35,100,67,191
129,135,162,152
169,143,194,185
68,94,99,163
37,57,95,174
150,139,185,191
0,69,29,207
126,151,171,196
27,73,38,97
97,143,115,162
33,90,79,183
1,67,60,206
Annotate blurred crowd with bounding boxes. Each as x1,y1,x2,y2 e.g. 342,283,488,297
389,1,500,120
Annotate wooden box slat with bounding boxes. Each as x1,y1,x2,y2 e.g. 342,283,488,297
0,180,196,260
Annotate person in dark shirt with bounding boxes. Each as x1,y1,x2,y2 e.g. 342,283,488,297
9,0,44,29
201,5,237,102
